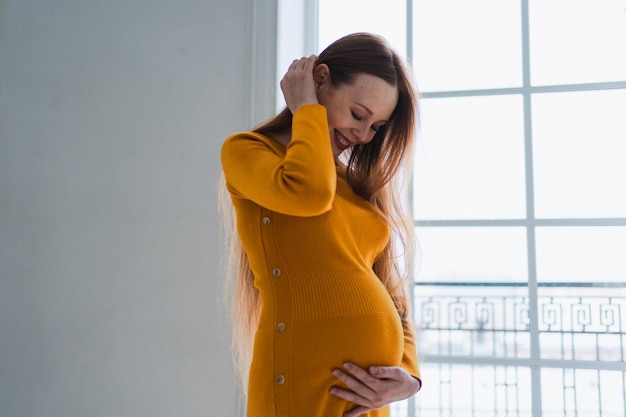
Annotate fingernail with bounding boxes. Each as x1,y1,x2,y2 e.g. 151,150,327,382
343,362,351,370
370,366,379,375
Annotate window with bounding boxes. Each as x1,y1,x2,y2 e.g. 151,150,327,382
408,1,626,415
281,0,626,415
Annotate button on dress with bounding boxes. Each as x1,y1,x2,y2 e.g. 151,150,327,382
221,104,420,417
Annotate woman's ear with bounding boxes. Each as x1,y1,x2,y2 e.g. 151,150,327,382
313,64,330,92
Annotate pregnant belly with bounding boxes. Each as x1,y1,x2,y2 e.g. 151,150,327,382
288,313,403,415
286,269,404,369
291,312,404,371
249,269,404,415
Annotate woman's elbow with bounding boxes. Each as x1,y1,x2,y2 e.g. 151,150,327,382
292,186,334,216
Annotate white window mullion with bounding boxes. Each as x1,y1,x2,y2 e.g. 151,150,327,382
520,0,542,415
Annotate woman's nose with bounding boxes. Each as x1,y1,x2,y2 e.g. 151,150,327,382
351,125,370,144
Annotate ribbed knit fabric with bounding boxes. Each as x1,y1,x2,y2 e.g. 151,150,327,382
221,104,420,417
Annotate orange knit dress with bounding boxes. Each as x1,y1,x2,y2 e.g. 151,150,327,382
221,104,420,417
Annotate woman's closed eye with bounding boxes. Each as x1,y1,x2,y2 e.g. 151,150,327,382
352,111,380,132
351,111,363,122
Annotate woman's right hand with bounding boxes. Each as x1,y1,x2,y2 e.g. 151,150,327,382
280,55,319,114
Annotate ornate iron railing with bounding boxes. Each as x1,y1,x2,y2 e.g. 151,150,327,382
392,282,626,417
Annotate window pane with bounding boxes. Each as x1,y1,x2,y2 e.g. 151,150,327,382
532,89,626,218
415,364,532,416
541,369,626,417
416,227,528,283
412,0,522,92
529,0,626,86
318,0,406,55
538,290,626,361
415,286,530,358
536,226,626,282
414,95,526,220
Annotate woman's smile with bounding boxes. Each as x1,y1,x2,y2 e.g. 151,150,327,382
334,129,353,151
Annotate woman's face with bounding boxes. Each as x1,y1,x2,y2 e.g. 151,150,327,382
315,67,399,158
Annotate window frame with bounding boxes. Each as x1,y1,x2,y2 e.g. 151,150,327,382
278,0,626,415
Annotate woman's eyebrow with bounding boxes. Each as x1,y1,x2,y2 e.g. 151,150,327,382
354,102,373,115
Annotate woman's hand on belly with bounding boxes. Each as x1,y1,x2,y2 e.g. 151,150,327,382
329,362,421,417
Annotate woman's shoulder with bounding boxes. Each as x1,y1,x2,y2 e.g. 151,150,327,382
222,130,286,157
224,130,274,145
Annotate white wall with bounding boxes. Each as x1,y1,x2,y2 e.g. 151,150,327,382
0,1,276,416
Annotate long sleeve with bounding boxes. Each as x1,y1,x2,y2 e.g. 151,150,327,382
221,104,336,216
401,317,421,384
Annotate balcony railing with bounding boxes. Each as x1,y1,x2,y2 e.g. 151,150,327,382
393,282,626,417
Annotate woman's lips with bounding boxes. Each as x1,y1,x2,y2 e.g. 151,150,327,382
334,129,353,150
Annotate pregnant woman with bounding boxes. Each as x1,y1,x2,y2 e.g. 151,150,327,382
220,32,422,417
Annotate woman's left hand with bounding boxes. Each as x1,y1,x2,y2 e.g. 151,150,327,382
329,362,421,417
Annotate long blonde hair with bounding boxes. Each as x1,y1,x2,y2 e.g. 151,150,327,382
220,32,419,393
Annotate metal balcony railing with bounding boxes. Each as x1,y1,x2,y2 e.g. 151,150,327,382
393,282,626,417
